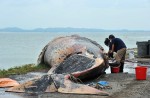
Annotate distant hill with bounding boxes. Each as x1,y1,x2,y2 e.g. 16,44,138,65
0,27,149,32
0,27,27,32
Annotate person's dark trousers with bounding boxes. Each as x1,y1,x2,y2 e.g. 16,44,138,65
120,62,124,72
108,53,113,58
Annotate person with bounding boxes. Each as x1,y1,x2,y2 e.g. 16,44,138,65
104,38,113,58
108,34,127,72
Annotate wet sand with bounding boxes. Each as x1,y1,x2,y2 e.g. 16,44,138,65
40,73,150,98
0,61,150,98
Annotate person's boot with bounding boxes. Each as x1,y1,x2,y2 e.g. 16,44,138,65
119,62,124,72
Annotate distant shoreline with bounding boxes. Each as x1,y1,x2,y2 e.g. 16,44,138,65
0,27,150,32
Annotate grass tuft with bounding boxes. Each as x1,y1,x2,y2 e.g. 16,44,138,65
0,64,49,78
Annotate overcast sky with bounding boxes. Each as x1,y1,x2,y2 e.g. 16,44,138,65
0,0,150,30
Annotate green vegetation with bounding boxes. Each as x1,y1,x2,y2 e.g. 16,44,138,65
0,64,49,78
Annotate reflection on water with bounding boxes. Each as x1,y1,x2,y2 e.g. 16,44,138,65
0,89,39,98
0,88,23,98
106,62,137,74
106,61,150,75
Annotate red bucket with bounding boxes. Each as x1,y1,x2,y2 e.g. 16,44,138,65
111,66,120,73
135,66,147,80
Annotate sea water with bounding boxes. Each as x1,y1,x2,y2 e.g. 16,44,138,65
0,32,150,69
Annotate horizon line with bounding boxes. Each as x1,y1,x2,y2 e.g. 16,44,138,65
0,27,150,32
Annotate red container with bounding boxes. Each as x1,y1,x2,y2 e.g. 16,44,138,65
111,66,120,73
135,66,147,80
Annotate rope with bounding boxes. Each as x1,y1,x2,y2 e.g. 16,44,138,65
69,74,83,84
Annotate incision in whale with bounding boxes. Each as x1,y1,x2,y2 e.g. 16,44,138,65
5,35,109,96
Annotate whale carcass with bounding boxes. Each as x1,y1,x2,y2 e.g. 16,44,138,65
6,35,109,96
0,78,19,87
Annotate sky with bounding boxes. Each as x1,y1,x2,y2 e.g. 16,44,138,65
0,0,150,30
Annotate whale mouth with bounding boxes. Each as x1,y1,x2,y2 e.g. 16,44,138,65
54,54,106,81
54,54,95,74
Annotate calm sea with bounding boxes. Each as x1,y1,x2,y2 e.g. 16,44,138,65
0,32,150,69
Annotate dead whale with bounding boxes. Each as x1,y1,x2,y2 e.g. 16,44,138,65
6,35,109,96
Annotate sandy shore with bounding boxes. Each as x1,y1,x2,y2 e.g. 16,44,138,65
1,72,149,98
39,73,150,98
1,60,150,98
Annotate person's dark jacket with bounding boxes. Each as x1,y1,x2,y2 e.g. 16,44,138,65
111,38,126,52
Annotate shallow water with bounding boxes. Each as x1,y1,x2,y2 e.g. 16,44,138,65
106,61,150,75
106,62,137,74
0,32,150,69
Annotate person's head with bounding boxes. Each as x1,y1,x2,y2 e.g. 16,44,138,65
104,38,110,46
109,34,115,41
